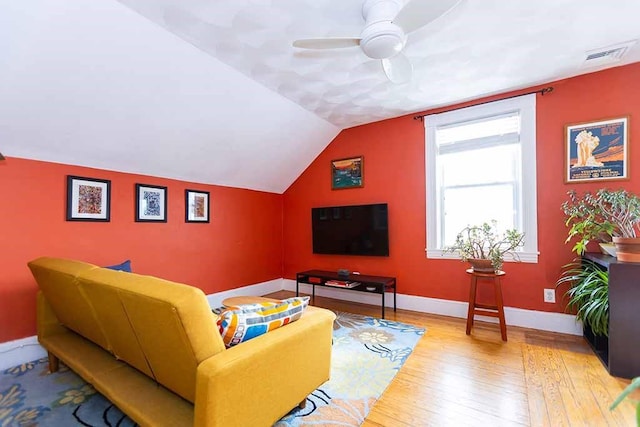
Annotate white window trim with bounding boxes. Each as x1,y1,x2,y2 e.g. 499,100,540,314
425,94,539,263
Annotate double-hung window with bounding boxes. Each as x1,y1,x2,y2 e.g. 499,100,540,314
425,94,538,263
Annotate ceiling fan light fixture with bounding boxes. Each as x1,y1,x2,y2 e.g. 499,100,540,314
292,0,462,82
360,21,405,59
382,53,412,84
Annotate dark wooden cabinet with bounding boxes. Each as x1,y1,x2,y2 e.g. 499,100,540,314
583,253,640,379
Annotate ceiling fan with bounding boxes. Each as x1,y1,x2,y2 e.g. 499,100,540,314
292,0,464,84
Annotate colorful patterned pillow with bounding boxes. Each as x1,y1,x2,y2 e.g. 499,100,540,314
217,297,310,348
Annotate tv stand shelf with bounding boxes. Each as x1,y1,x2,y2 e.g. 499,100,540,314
296,270,396,319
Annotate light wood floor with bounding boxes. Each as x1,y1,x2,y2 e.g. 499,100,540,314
267,290,638,426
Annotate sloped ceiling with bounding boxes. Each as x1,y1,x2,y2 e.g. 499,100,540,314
0,0,339,193
2,0,640,193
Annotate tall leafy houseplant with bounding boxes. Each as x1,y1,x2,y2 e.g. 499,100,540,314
445,221,525,271
556,258,609,336
562,189,640,260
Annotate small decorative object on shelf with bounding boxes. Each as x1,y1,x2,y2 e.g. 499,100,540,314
325,280,360,289
599,242,617,257
444,220,525,272
337,269,350,277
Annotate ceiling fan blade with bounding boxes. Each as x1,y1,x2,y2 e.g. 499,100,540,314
382,53,412,84
292,38,361,50
393,0,464,34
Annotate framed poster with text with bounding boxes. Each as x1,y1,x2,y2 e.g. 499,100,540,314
565,117,628,183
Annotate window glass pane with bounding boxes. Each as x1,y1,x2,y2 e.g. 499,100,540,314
440,144,518,186
442,184,515,246
425,94,537,261
437,113,520,146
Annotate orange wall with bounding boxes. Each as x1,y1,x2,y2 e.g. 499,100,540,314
283,62,640,312
0,158,283,342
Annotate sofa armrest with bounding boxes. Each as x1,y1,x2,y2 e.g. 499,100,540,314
194,306,335,427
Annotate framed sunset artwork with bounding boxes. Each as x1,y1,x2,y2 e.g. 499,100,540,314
331,156,364,190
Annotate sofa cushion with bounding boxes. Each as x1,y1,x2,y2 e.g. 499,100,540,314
28,258,110,351
217,297,310,347
77,268,225,403
105,260,132,272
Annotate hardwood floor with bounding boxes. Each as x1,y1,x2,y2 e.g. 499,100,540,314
266,290,638,426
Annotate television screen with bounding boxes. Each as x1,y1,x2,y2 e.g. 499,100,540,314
312,203,389,256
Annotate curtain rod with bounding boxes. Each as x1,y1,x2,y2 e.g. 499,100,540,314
413,86,554,121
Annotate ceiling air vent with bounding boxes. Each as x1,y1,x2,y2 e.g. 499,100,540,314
582,40,636,68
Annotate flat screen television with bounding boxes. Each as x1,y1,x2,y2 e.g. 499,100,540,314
311,203,389,256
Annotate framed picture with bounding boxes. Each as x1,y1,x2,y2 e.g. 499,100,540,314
331,155,364,190
66,175,111,221
565,116,629,183
135,184,167,222
185,189,210,223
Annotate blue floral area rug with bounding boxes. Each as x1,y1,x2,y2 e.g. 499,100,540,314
0,312,424,426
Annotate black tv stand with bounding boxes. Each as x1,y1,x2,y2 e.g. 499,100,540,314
296,270,397,318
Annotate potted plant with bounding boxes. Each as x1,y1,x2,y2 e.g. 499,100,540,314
556,258,609,337
562,189,640,261
444,221,525,272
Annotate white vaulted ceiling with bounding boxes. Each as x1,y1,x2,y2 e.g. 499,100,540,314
2,0,640,193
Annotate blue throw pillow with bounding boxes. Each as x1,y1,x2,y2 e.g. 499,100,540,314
104,260,132,273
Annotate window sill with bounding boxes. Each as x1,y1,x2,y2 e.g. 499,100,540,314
426,249,538,264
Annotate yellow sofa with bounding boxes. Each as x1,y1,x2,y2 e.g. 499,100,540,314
28,257,336,426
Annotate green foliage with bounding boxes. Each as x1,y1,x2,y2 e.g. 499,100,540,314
610,376,640,425
562,189,640,255
556,258,609,337
444,220,525,270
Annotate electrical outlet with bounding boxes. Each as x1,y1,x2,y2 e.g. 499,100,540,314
543,288,556,303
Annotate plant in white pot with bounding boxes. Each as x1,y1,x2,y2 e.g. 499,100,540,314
445,221,525,272
562,189,640,261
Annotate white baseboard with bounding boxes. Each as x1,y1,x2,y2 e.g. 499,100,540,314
282,279,582,336
0,336,46,371
0,277,581,371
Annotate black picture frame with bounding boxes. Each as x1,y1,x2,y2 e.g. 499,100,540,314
135,184,167,222
66,175,111,222
185,189,210,223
